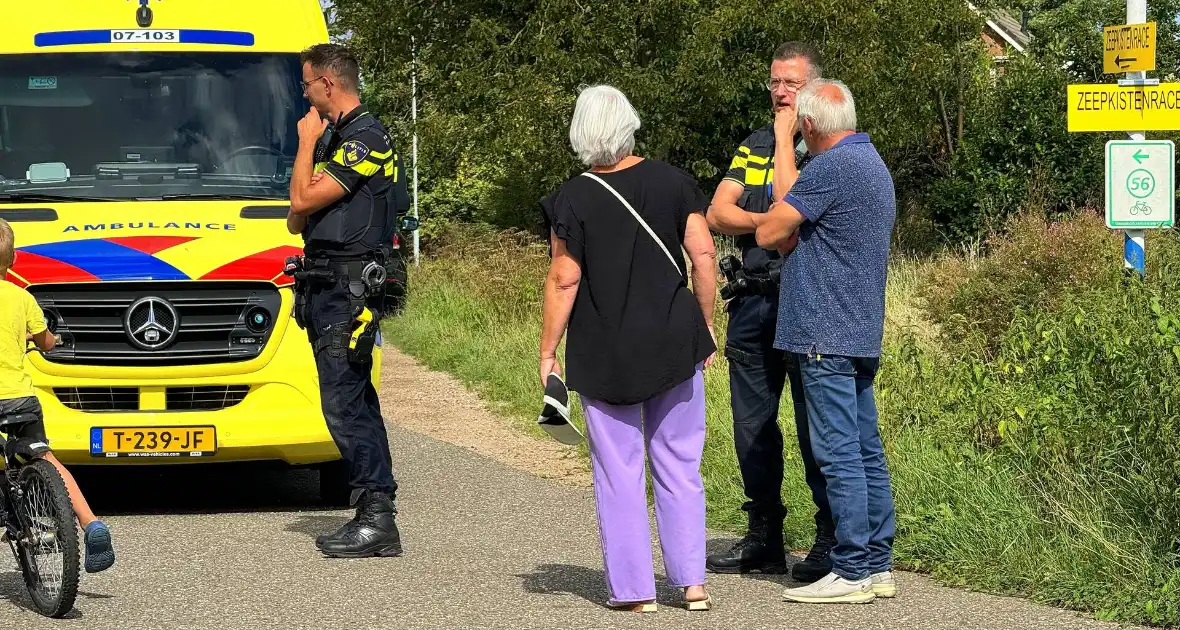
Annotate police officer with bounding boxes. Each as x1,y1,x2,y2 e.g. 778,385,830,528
704,42,836,581
287,43,409,558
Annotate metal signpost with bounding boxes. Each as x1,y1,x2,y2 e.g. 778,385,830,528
1067,0,1172,277
412,37,420,268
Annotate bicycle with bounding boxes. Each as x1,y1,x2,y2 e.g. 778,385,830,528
0,341,80,618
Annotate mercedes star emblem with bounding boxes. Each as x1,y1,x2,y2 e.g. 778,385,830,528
124,297,180,351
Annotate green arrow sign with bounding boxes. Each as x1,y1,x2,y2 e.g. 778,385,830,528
1133,149,1149,164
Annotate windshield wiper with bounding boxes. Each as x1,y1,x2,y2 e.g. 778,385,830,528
0,192,121,203
156,193,285,201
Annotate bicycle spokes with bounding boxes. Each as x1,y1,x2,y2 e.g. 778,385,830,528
16,475,67,601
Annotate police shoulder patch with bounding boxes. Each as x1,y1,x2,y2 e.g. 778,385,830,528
340,139,370,167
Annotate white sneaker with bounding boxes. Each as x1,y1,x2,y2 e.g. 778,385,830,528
782,572,876,604
871,571,897,598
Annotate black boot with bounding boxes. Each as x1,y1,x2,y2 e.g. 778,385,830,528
319,490,403,558
315,505,362,550
705,513,786,574
791,526,836,582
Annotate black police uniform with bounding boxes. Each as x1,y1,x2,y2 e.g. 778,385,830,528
296,104,409,557
705,123,836,580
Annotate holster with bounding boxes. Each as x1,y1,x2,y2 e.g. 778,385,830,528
294,253,386,365
293,278,309,330
284,255,315,331
312,307,378,366
747,258,783,298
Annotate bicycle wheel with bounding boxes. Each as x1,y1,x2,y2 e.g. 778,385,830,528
13,459,80,618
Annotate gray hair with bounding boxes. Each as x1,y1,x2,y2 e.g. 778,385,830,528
796,79,857,136
772,41,823,80
568,85,641,167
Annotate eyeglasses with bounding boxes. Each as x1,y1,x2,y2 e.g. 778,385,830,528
765,78,806,92
301,76,328,91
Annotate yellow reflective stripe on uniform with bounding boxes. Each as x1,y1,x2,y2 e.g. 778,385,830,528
331,147,382,176
728,145,751,171
744,165,766,185
351,160,381,176
746,154,770,166
313,161,328,173
369,148,393,160
743,167,775,185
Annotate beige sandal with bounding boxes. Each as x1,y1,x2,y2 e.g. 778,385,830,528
684,587,711,611
610,601,657,613
685,597,711,611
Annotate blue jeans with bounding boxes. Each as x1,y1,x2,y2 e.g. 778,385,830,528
794,353,895,581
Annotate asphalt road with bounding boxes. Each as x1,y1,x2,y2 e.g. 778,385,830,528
0,355,1151,629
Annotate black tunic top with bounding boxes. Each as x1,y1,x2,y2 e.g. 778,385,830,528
540,158,716,406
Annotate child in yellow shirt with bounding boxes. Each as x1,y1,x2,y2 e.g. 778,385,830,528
0,219,114,573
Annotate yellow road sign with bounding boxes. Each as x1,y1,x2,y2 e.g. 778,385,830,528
1104,22,1156,73
1068,83,1180,132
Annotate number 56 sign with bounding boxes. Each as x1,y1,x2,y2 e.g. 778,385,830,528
1106,140,1175,229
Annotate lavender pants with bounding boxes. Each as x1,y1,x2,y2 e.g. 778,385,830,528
581,367,707,606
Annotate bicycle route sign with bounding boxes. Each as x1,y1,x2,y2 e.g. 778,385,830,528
1105,139,1175,229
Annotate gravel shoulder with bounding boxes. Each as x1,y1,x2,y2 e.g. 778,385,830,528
378,346,592,488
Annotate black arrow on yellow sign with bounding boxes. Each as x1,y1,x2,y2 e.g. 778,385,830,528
1116,54,1138,68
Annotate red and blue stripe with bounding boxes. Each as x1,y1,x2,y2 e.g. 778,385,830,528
9,237,302,287
15,237,194,282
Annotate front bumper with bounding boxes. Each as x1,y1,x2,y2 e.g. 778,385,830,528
24,287,381,466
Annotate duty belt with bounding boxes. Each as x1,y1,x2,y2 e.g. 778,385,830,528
283,253,390,365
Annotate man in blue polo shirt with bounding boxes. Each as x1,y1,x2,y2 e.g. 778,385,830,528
754,78,898,604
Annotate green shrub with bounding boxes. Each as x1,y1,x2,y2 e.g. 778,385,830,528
883,214,1180,624
924,55,1106,242
919,210,1121,353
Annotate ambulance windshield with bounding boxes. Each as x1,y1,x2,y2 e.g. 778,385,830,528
0,52,307,201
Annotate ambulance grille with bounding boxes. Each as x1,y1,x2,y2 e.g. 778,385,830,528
29,282,283,367
54,387,138,412
166,386,250,411
52,385,251,412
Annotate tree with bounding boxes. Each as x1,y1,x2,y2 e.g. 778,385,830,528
328,0,1005,243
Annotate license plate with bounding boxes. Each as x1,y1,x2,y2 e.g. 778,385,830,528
89,426,216,458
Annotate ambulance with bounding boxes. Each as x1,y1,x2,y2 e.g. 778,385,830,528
1,0,369,503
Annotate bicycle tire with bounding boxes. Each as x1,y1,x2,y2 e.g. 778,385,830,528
14,459,80,618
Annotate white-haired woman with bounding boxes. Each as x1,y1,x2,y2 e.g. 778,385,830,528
539,85,718,612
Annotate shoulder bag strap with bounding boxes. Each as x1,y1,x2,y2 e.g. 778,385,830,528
580,172,683,278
